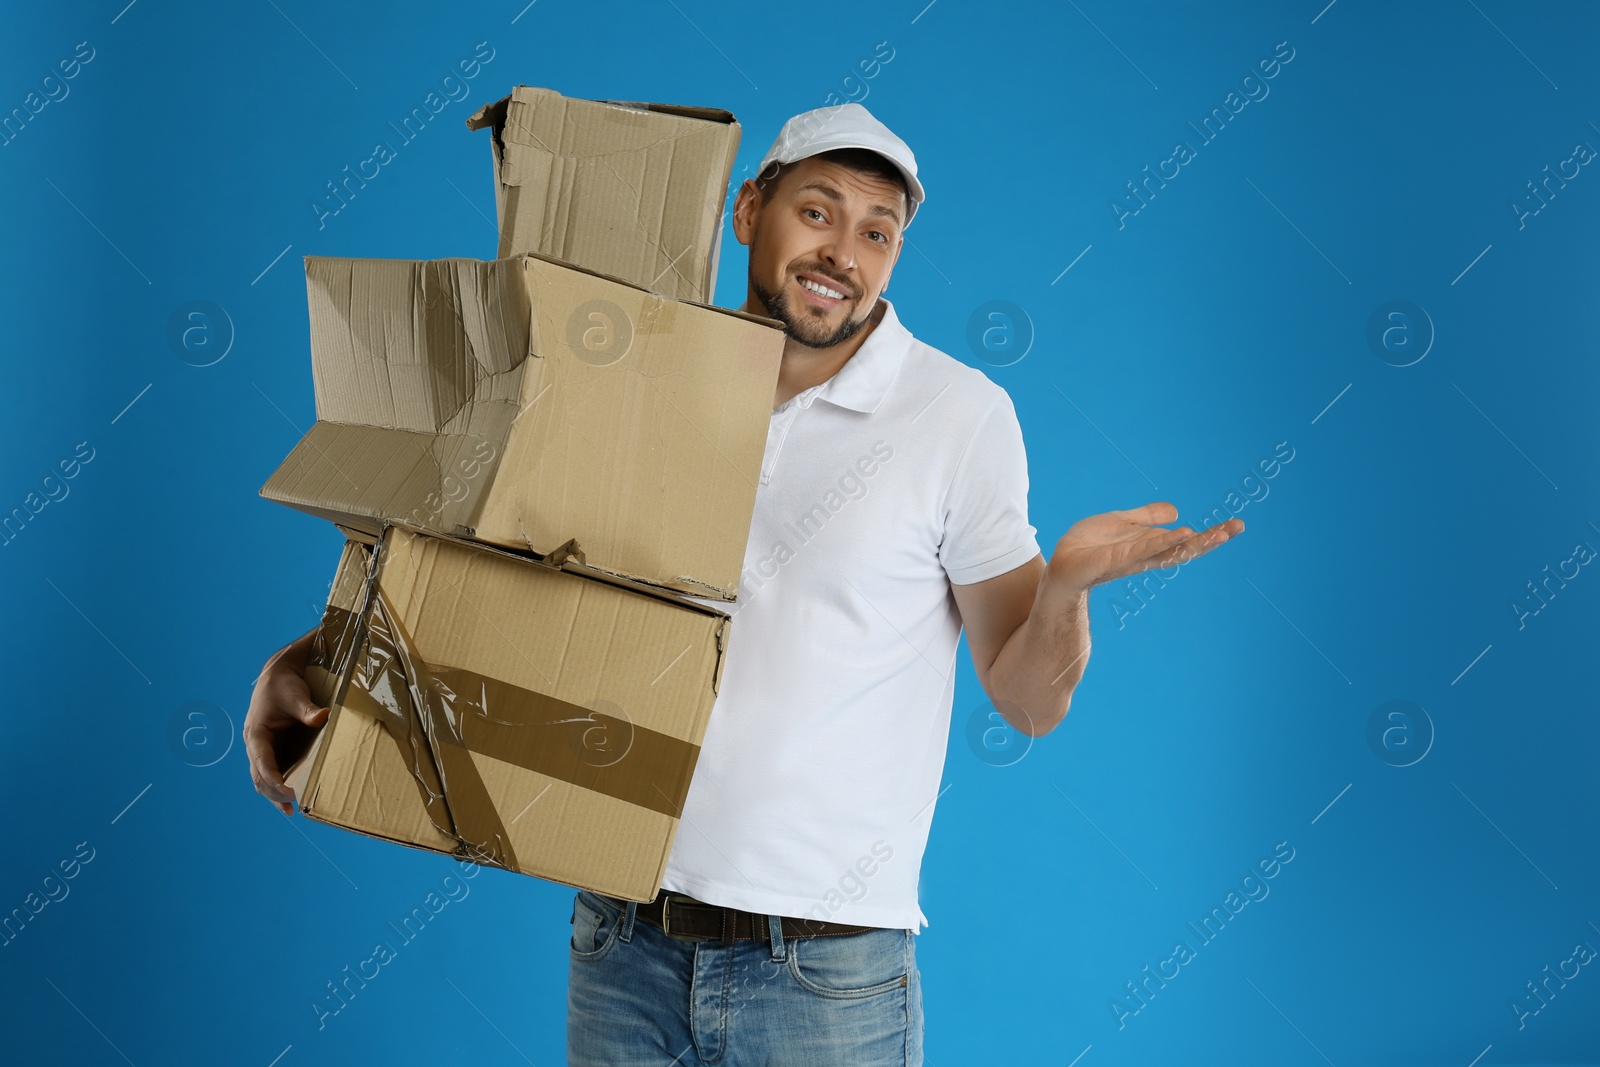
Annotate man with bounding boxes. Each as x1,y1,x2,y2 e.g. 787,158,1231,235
245,103,1241,1065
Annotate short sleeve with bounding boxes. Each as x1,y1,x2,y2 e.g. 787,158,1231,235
939,391,1042,585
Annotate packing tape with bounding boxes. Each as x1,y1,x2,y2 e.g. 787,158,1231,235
308,530,700,873
347,590,521,869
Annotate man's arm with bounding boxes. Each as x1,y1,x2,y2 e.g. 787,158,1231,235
951,553,1086,738
953,503,1243,738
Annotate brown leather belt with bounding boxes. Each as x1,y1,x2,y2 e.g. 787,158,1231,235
606,891,877,944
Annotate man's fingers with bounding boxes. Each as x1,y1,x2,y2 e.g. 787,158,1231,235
1116,501,1179,525
244,727,293,805
250,767,293,806
1147,520,1241,568
1130,526,1196,565
296,700,331,728
280,676,331,729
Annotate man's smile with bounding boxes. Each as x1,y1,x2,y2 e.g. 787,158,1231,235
795,271,853,309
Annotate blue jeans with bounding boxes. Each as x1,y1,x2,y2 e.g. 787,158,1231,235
567,889,924,1066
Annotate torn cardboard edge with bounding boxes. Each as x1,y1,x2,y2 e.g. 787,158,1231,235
407,517,735,622
464,91,736,138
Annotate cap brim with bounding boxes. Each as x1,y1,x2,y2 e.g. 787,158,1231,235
767,140,924,225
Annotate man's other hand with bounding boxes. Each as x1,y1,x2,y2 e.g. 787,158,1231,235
1048,502,1242,594
243,628,328,816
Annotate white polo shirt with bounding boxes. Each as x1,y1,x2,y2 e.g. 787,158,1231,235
660,297,1041,932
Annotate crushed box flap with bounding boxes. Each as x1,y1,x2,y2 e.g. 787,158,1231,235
262,253,783,600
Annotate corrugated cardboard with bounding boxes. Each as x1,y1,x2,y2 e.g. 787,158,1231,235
465,85,740,303
286,524,730,902
259,252,784,600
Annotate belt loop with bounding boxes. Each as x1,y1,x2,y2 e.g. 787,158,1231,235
766,913,787,963
620,899,638,943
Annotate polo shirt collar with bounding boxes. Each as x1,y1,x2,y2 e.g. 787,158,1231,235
810,298,913,414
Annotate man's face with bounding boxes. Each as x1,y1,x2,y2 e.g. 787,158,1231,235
734,156,906,349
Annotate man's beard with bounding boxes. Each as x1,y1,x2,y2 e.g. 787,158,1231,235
752,270,872,349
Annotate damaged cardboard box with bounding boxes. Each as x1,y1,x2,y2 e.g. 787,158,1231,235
264,85,776,898
464,86,740,303
285,524,732,901
259,252,784,601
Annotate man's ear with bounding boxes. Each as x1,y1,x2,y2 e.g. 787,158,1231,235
731,180,760,247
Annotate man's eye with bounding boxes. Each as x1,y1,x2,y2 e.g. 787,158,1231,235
868,231,888,243
803,208,825,221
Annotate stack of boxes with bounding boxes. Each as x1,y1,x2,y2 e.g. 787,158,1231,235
261,86,785,902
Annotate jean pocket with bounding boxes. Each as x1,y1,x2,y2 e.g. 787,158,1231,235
569,890,623,962
786,928,911,1000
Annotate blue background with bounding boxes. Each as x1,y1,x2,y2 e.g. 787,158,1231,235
3,1,1597,1064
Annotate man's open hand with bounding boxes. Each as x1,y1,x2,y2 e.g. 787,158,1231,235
1046,502,1242,594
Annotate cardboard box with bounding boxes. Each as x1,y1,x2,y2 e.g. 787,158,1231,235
259,252,784,601
465,86,740,303
286,524,731,902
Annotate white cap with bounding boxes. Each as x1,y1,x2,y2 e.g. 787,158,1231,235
758,102,925,228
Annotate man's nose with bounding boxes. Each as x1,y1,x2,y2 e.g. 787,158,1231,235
816,229,859,273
